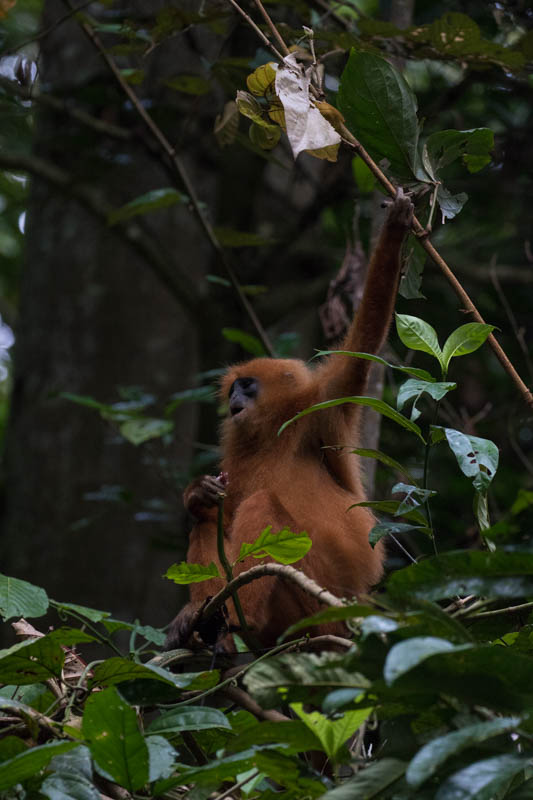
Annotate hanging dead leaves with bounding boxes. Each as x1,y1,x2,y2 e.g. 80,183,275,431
235,55,345,162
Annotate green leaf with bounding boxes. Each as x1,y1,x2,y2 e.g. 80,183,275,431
0,741,80,792
244,652,369,707
395,314,443,363
91,657,212,690
146,736,176,782
229,719,322,754
436,185,468,221
435,755,527,800
49,745,93,779
0,573,49,621
321,758,406,798
438,427,499,491
164,561,220,584
214,227,274,248
0,637,64,684
386,550,533,601
291,703,371,759
354,499,428,525
312,349,435,382
473,490,492,535
350,448,415,483
165,74,210,95
384,637,469,685
279,396,425,441
119,417,174,445
441,323,495,373
41,772,101,800
424,128,494,176
50,600,111,623
392,482,437,515
397,379,456,421
108,188,188,225
222,327,266,356
338,50,420,180
406,716,521,788
399,236,426,300
82,686,149,792
369,520,428,548
237,527,312,565
148,706,231,734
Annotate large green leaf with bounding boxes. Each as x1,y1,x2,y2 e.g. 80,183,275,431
351,448,415,483
0,637,65,684
222,327,266,356
41,772,101,800
291,702,371,759
50,600,111,623
0,741,80,791
395,314,442,363
397,379,456,422
148,706,231,734
244,651,369,706
119,417,174,445
146,736,176,783
82,686,149,792
384,637,468,685
229,719,322,754
91,657,216,691
435,755,527,800
237,527,312,565
312,349,435,382
279,396,424,441
281,602,374,639
406,716,521,788
338,50,420,180
0,573,48,621
108,188,187,225
441,323,495,373
387,550,533,601
438,427,499,491
424,128,494,176
164,561,220,584
321,758,406,798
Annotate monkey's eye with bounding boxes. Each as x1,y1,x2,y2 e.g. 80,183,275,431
229,377,258,397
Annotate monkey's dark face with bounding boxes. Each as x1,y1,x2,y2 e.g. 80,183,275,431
228,376,260,418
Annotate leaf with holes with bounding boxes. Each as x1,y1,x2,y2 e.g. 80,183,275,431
438,428,499,491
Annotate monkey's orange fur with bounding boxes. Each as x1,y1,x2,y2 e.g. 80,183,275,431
167,193,413,649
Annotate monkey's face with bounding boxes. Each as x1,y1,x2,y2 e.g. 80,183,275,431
228,376,260,419
220,358,313,442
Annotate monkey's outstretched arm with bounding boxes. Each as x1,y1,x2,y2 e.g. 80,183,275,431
320,189,413,400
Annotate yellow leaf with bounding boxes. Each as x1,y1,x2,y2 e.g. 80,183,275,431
305,142,340,162
267,100,286,129
249,123,281,150
214,101,239,148
314,101,345,134
246,62,277,96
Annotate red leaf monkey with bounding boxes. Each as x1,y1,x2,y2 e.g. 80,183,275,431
166,189,414,650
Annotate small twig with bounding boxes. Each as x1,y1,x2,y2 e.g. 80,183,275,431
226,0,284,60
216,771,261,800
253,0,290,56
490,259,533,381
222,685,289,721
182,731,208,765
303,633,354,648
0,702,60,737
216,495,260,652
3,0,93,55
64,0,275,357
0,76,131,140
201,562,344,624
468,600,533,620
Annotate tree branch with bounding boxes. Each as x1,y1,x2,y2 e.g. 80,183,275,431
0,151,198,309
63,0,275,357
0,76,131,140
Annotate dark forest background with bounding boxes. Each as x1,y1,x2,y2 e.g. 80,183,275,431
0,0,532,638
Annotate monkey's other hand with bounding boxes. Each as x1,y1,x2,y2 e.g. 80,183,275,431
383,187,414,230
183,473,228,518
164,599,229,650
